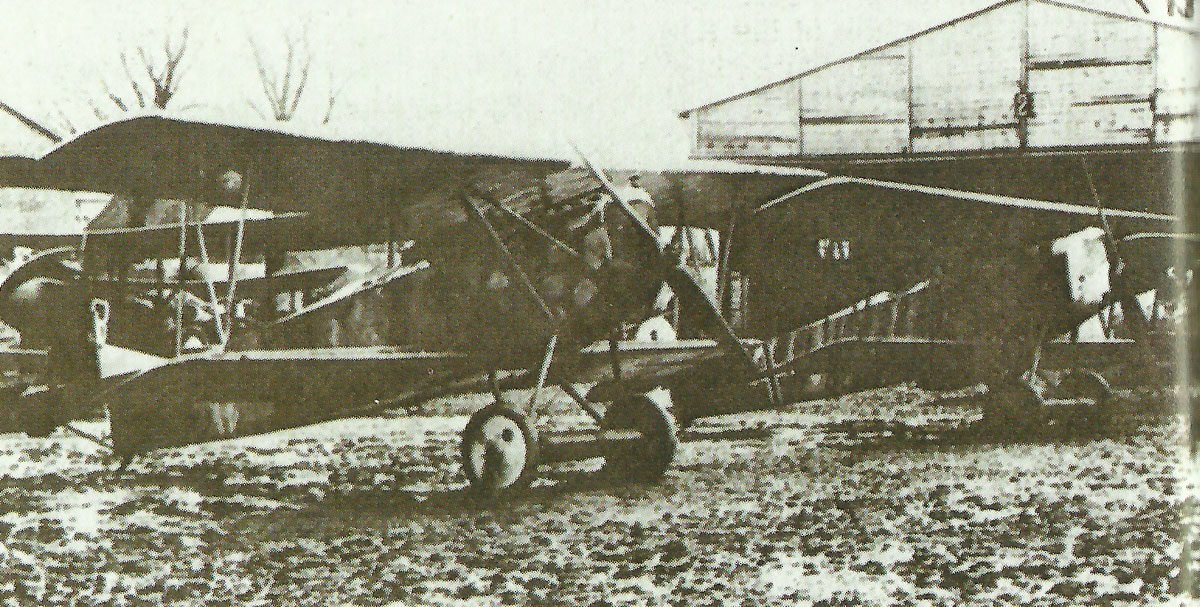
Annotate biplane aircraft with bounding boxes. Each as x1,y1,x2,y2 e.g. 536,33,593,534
0,115,1189,494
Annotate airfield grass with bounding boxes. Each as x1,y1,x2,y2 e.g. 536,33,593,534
0,385,1194,606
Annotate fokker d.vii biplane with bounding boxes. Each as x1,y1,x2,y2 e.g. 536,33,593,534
0,115,1190,494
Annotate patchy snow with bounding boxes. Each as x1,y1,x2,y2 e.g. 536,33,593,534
0,387,1191,606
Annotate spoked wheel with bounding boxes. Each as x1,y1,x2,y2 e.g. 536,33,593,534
983,370,1116,435
600,393,679,482
1049,369,1113,404
461,404,540,495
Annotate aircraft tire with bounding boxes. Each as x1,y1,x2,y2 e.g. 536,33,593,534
981,378,1046,433
460,404,540,495
1051,369,1117,432
15,387,61,439
600,393,679,482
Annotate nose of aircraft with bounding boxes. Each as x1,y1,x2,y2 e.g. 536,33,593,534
0,248,84,348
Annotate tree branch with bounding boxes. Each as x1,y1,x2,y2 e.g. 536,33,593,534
119,52,147,108
102,79,129,112
249,32,314,121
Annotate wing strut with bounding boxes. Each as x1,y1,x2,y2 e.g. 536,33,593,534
462,194,556,321
493,197,582,260
173,203,189,357
223,174,253,343
193,222,227,346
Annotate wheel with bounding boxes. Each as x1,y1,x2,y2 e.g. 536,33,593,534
981,377,1047,433
0,385,25,434
666,382,702,430
1049,369,1116,431
915,363,972,392
461,404,540,494
14,387,61,438
600,393,679,482
1053,369,1113,406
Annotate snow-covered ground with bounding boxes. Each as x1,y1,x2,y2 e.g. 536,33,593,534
0,386,1194,606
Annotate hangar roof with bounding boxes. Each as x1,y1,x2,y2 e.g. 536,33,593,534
680,0,1198,118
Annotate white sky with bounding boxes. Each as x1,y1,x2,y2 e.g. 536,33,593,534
1,0,1193,164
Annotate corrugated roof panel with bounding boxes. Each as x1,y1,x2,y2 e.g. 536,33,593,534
801,50,908,121
1027,62,1154,146
1029,0,1155,64
1026,2,1156,147
802,122,910,155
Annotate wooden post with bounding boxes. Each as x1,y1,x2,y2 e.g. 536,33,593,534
608,326,622,383
155,258,165,298
385,215,396,268
764,340,782,406
1017,0,1031,149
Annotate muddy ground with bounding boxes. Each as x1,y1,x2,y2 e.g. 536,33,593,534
0,386,1195,606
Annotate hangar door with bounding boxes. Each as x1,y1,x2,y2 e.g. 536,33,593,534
1025,2,1155,147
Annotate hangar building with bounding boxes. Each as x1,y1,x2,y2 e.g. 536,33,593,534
679,0,1199,216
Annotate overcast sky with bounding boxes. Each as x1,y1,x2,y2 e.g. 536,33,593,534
1,0,1191,164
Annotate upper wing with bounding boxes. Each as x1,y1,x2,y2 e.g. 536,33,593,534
547,163,825,230
9,116,572,249
755,176,1176,226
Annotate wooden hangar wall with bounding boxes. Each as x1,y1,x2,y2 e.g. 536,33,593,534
681,0,1199,216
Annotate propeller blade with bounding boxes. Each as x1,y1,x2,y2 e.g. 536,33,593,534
1079,158,1133,324
568,143,662,251
1080,158,1125,278
569,144,760,372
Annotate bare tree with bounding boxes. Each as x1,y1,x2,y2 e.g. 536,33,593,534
104,28,190,112
86,99,110,122
249,33,311,122
50,105,78,136
322,67,344,125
